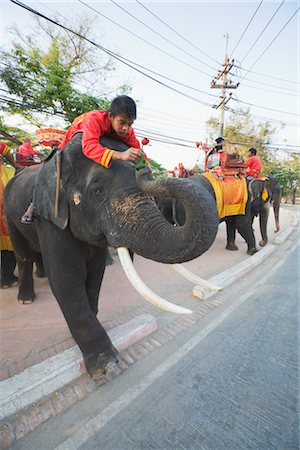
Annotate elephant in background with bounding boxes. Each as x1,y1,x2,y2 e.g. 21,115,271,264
157,174,281,255
249,175,281,247
4,134,218,379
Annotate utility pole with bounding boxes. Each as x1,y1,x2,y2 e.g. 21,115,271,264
211,34,239,136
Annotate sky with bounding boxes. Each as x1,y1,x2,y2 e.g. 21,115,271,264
1,0,299,170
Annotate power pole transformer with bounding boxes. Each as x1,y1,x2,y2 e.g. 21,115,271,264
211,34,239,136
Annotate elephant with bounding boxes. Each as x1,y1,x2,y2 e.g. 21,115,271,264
157,174,280,256
4,134,219,379
247,175,281,248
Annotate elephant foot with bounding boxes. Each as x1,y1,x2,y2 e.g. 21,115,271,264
84,351,119,380
247,248,258,256
259,240,267,247
226,243,239,251
18,292,36,304
0,275,18,289
35,267,47,278
18,299,34,305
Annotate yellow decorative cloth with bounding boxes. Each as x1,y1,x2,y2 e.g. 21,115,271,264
203,172,248,219
0,164,15,251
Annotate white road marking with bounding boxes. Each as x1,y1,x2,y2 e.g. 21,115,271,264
55,251,291,450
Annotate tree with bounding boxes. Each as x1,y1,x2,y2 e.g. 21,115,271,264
207,108,276,164
0,16,130,127
269,155,300,204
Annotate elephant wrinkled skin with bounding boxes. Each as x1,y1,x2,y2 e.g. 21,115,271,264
4,134,218,378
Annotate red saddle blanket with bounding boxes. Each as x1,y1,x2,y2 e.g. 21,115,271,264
203,172,248,219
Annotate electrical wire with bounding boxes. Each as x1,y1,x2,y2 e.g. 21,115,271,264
8,0,214,108
239,6,300,84
110,0,217,71
231,96,299,117
79,0,211,77
135,0,221,66
229,0,264,59
240,0,286,64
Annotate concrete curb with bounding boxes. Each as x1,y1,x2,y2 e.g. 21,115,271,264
193,207,298,300
0,314,157,422
193,245,275,300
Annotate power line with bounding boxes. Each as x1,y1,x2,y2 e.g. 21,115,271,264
135,0,221,66
110,0,217,71
239,6,300,84
229,0,264,59
240,0,286,64
231,96,299,117
79,0,211,77
236,66,299,85
8,0,213,108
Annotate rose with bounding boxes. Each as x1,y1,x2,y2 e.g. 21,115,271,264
141,137,149,146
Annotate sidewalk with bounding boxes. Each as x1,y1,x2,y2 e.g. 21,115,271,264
0,206,298,445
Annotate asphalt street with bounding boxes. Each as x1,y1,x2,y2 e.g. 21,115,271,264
12,230,299,450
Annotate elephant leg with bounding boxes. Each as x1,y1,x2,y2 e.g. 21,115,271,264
225,220,238,251
35,253,47,278
236,217,257,255
17,259,36,303
37,219,118,379
86,247,107,316
0,250,17,288
6,218,36,302
259,203,270,247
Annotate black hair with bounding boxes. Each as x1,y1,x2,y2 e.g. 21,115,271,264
249,148,257,155
107,95,137,120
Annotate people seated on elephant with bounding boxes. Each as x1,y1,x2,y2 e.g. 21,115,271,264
21,95,143,224
206,137,225,170
17,138,41,162
244,148,262,179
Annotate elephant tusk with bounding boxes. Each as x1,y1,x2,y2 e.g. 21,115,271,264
170,264,222,291
117,247,192,315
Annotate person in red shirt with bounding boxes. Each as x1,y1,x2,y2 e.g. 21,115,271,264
17,138,39,160
58,95,141,167
244,148,262,178
21,95,143,223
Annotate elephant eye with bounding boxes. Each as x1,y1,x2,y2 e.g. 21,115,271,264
93,183,104,195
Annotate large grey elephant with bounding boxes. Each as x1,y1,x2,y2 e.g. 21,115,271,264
4,134,218,379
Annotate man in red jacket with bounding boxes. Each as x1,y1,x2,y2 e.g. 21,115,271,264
21,95,142,223
244,148,262,178
17,138,39,160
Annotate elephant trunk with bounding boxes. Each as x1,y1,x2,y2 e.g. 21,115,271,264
109,168,218,264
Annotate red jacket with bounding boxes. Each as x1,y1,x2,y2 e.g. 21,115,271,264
18,142,38,157
59,110,140,168
244,155,262,178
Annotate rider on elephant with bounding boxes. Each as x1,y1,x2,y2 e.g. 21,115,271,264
21,95,144,224
244,148,262,179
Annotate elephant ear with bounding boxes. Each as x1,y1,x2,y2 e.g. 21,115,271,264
34,151,69,229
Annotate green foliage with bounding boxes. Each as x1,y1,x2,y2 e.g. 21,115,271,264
0,17,128,125
268,155,300,203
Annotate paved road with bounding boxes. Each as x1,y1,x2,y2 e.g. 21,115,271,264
13,229,299,449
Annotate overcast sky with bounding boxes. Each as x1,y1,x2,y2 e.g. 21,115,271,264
1,0,299,169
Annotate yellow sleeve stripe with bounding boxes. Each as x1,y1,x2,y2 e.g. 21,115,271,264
2,144,9,157
100,148,114,168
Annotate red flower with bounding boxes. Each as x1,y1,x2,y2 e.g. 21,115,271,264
141,137,149,146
